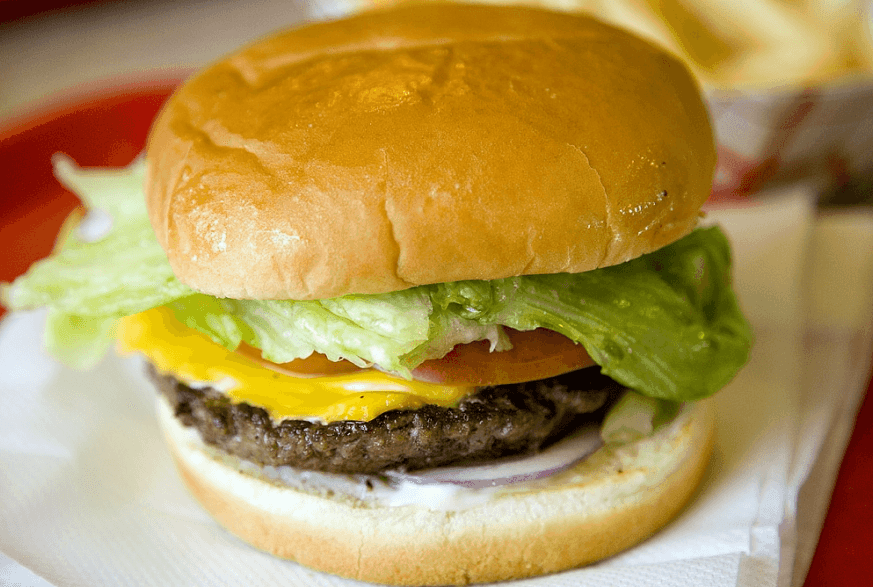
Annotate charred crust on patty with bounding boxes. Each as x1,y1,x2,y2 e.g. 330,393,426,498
151,365,623,475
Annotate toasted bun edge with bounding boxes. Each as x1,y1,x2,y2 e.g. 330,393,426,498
158,396,715,585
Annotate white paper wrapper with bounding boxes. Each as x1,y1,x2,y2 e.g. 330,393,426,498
1,188,872,587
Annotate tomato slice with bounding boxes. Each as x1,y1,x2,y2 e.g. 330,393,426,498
233,343,361,378
411,328,595,386
234,329,594,385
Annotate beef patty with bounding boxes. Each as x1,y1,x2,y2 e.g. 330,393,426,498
152,366,623,475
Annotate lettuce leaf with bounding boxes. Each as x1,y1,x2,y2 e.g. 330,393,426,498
44,309,117,370
427,227,753,400
600,391,682,445
3,157,194,317
2,159,753,402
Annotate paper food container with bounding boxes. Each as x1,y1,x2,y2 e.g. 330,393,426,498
708,80,873,199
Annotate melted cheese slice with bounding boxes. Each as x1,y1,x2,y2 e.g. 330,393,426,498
117,307,475,423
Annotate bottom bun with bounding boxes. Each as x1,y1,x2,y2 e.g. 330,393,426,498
157,395,715,586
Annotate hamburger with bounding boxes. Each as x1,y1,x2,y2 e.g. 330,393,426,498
2,3,753,585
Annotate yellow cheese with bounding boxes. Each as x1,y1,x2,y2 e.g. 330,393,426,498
117,307,474,423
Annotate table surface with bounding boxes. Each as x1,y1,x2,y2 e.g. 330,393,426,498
1,2,872,586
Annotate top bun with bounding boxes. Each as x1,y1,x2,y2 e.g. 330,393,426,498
146,3,715,301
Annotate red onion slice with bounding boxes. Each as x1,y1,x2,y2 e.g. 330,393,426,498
385,424,603,489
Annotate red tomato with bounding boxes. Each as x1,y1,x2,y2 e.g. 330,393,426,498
234,343,361,378
411,328,594,386
235,329,594,385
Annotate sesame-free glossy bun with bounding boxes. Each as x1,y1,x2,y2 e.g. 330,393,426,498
146,3,715,300
158,396,715,585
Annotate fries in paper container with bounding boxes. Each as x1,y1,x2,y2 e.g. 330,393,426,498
318,0,873,200
624,0,873,199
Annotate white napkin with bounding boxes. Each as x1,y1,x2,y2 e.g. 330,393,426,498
1,188,872,587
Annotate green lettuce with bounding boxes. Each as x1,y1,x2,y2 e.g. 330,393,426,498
4,157,194,318
1,158,752,401
600,391,681,445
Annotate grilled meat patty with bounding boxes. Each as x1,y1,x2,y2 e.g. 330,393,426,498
152,366,623,475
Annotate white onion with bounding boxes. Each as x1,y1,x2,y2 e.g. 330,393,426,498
385,423,603,489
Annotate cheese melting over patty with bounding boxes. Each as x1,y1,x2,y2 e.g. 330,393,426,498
118,308,474,423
